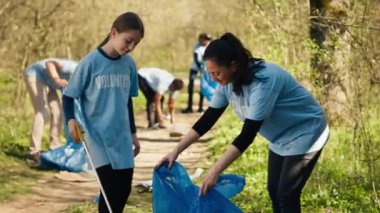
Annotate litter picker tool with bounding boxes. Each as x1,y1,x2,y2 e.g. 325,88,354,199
75,123,113,213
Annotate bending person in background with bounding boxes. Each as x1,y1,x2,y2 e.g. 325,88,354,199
138,67,184,129
182,33,212,113
158,32,329,213
24,58,77,164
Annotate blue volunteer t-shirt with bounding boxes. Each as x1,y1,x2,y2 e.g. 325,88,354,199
25,58,78,89
210,62,327,156
63,48,138,169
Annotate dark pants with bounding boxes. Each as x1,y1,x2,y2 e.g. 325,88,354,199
138,75,164,127
186,68,204,111
267,149,322,213
96,164,134,213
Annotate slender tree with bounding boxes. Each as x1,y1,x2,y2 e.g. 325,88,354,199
309,0,351,120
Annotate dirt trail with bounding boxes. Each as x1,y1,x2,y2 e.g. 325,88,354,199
0,112,208,213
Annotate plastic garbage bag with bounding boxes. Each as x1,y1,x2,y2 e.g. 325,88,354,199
153,161,244,213
40,142,87,172
153,161,198,213
40,100,88,172
214,174,245,199
189,188,243,213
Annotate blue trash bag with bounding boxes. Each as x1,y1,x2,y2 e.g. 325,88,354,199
153,161,244,213
153,161,198,213
214,174,245,199
200,63,218,102
40,100,88,172
39,142,87,172
189,188,243,213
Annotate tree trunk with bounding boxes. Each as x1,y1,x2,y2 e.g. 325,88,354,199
309,0,351,121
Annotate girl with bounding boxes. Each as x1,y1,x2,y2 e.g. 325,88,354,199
158,32,329,213
62,12,144,213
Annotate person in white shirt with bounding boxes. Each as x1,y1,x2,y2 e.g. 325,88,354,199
138,68,184,128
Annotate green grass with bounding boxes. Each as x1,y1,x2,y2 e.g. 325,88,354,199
0,152,40,201
0,73,41,201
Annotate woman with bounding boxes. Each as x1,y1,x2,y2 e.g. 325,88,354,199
158,32,329,213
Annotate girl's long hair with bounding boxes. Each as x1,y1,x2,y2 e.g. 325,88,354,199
98,12,144,47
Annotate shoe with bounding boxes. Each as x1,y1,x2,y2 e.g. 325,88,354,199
26,152,41,166
198,108,204,113
181,108,193,114
147,123,160,130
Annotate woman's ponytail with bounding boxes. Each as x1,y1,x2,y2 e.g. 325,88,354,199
204,32,264,96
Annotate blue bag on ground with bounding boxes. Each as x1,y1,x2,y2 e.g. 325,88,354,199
189,188,243,213
40,101,87,172
153,161,244,213
39,142,87,172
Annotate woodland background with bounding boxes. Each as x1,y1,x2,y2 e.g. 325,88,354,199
0,0,379,212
